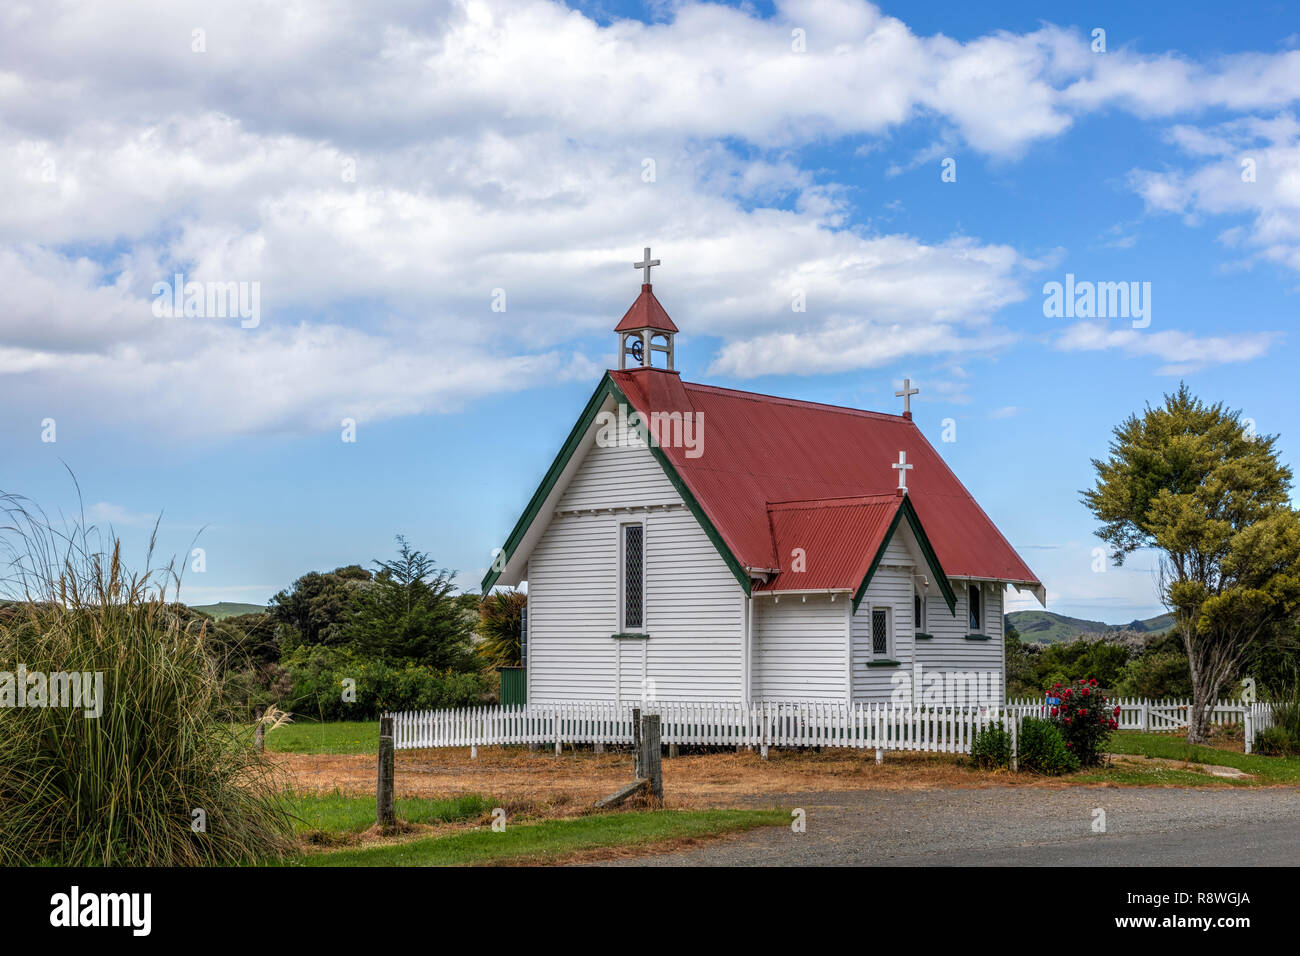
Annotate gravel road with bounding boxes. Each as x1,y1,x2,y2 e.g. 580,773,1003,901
596,786,1300,866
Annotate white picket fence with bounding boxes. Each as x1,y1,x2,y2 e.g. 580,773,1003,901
387,696,1277,755
1006,696,1275,752
390,700,1018,757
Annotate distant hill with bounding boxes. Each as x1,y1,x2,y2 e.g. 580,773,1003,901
190,601,266,620
1006,610,1174,644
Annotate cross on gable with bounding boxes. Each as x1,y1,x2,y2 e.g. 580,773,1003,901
895,378,919,417
892,450,913,494
634,246,660,284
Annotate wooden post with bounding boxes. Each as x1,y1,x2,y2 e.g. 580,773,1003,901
639,713,663,802
875,747,883,764
254,722,265,753
667,743,679,759
632,707,642,778
1010,713,1019,772
377,715,396,830
553,708,561,756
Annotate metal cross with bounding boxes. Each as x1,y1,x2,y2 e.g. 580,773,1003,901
895,378,919,416
634,247,660,284
892,450,913,492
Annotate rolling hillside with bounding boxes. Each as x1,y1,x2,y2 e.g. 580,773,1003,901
189,601,266,619
1006,610,1175,644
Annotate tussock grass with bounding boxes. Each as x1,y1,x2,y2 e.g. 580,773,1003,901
0,491,295,865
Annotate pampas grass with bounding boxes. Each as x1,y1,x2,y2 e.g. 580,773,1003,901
0,490,295,865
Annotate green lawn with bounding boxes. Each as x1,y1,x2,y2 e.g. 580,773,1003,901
1104,730,1300,784
286,808,788,866
288,790,492,835
262,720,379,755
1071,765,1242,786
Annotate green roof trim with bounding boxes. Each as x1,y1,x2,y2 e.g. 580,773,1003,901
481,373,752,596
851,495,957,616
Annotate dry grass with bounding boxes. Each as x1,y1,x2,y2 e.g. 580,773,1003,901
277,744,1024,811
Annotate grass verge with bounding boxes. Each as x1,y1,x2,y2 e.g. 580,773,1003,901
288,790,493,836
1107,731,1300,784
261,720,379,755
286,808,787,866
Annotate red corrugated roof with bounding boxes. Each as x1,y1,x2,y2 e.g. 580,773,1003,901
613,285,679,333
762,495,901,592
610,368,1040,587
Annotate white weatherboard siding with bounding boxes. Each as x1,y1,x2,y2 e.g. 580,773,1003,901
752,595,847,701
914,581,1004,704
643,510,744,700
526,431,744,704
852,562,914,702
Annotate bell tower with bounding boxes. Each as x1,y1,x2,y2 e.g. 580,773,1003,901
615,246,677,370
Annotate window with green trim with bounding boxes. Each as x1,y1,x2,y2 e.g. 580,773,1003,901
914,590,926,633
621,522,645,632
871,606,891,658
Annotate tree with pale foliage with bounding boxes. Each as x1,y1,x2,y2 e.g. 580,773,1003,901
1082,384,1300,743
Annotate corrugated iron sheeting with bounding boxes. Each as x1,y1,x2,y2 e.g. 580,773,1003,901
611,371,1040,587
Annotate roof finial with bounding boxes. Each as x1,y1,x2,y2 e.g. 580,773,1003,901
895,378,918,418
892,450,913,495
634,246,660,285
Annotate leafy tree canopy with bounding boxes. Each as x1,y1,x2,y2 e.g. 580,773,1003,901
343,537,479,669
268,564,372,649
1082,383,1300,740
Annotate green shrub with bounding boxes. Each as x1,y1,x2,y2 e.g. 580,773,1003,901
0,498,294,865
284,644,492,720
1253,725,1293,757
1017,717,1080,775
1047,677,1117,767
970,721,1013,769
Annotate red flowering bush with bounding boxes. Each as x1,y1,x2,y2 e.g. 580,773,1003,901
1047,678,1118,767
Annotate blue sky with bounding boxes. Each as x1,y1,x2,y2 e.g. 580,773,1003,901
1,0,1297,622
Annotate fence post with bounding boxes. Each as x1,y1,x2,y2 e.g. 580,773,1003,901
377,715,396,831
1244,704,1254,755
254,722,265,753
632,707,642,778
1010,711,1019,773
760,705,770,760
553,708,561,756
639,713,663,802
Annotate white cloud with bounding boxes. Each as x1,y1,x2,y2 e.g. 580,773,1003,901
1130,114,1300,272
2,0,1297,435
1056,321,1280,374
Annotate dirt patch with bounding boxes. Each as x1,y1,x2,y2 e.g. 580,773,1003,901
278,745,1035,809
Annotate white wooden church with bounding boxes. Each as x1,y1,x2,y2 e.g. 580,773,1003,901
483,250,1044,707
